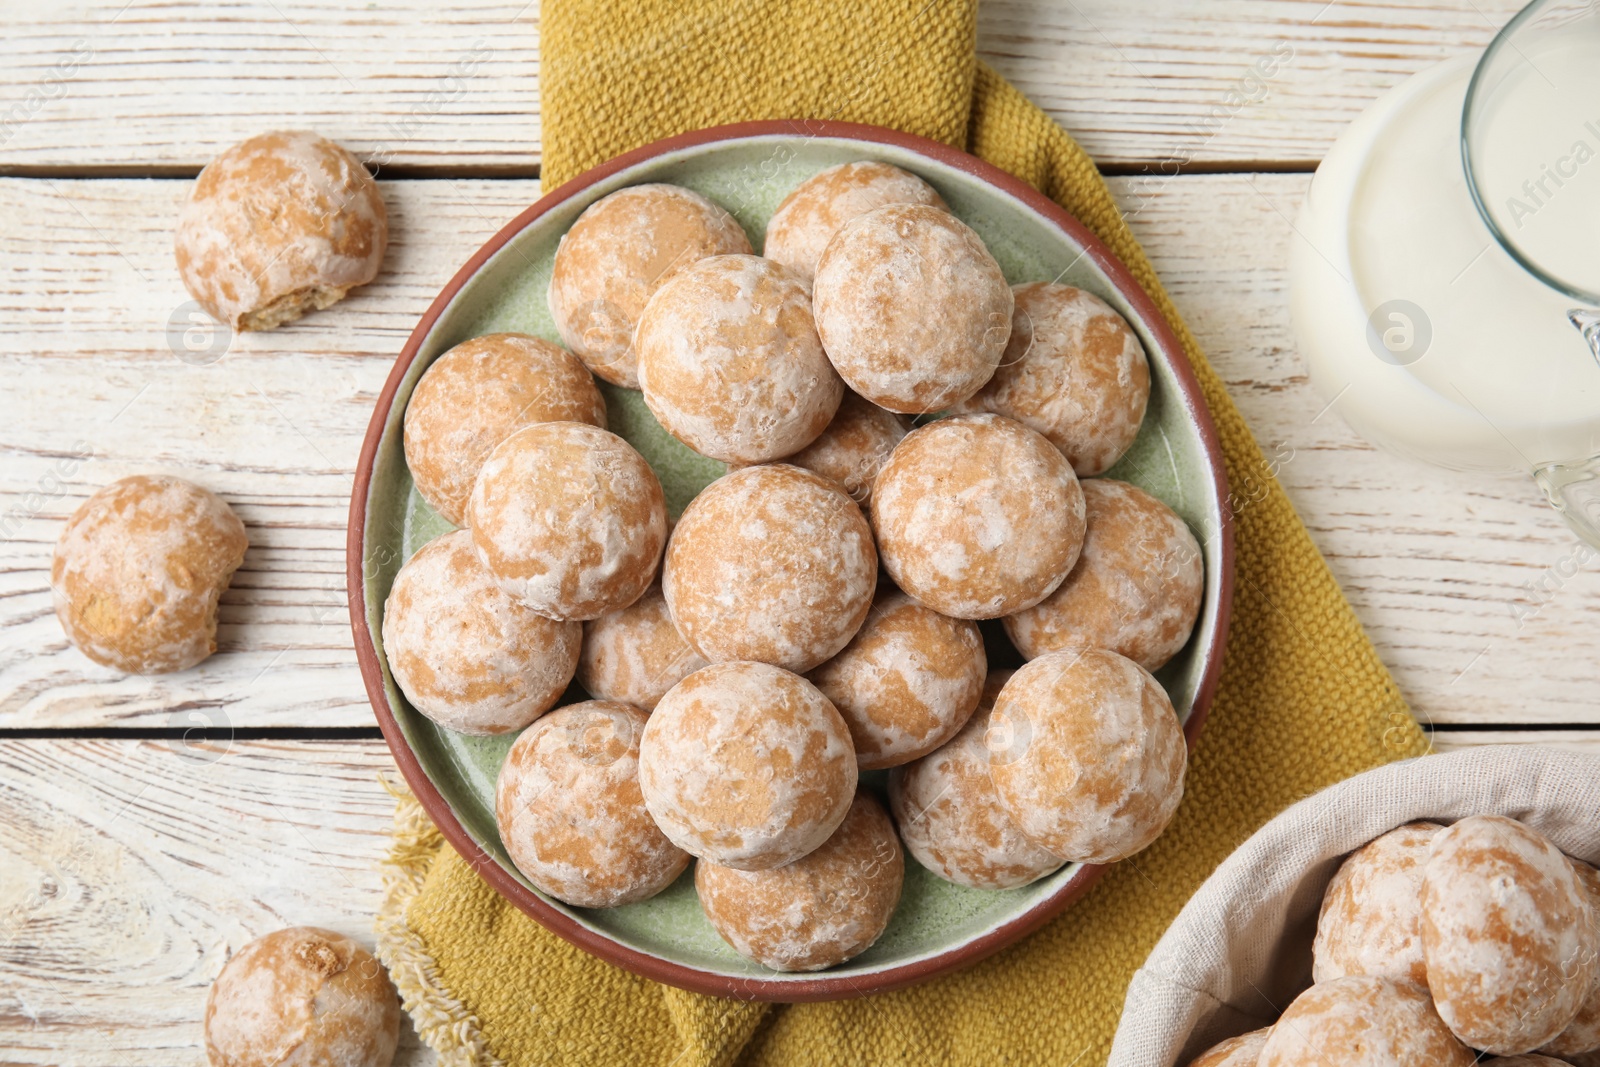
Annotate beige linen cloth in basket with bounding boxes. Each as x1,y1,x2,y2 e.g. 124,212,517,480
1108,745,1600,1067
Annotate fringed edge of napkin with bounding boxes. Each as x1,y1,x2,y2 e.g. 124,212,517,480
374,776,505,1067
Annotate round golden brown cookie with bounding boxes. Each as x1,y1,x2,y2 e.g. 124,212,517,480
52,475,248,674
955,283,1150,476
495,700,689,908
871,413,1085,620
636,254,842,463
638,661,857,870
1422,815,1598,1055
763,161,947,282
888,670,1066,890
782,390,909,512
813,204,1012,413
1258,976,1475,1067
176,130,387,331
808,588,986,769
403,333,606,527
987,648,1185,863
1004,478,1202,671
696,792,903,971
382,530,580,735
578,583,708,711
468,422,667,621
663,464,876,673
1185,1028,1272,1067
1541,860,1600,1058
204,926,400,1067
548,183,751,388
1312,821,1443,988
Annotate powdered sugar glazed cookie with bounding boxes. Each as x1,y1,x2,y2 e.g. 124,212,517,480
871,413,1085,620
638,661,856,870
382,530,580,735
763,161,947,282
808,589,986,769
813,204,1012,413
696,792,903,971
663,465,876,673
987,648,1186,864
783,391,909,511
548,183,751,387
1186,1028,1272,1067
1311,821,1443,988
635,254,842,463
1541,861,1600,1058
468,422,667,621
1005,478,1202,671
578,584,707,711
403,333,606,527
1258,976,1475,1067
955,283,1150,476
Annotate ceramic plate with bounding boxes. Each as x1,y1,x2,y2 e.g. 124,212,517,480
349,121,1234,1002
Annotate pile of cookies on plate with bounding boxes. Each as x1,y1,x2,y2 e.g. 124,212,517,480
383,160,1207,972
1190,814,1600,1067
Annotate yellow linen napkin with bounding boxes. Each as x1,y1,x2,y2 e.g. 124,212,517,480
374,2,1429,1064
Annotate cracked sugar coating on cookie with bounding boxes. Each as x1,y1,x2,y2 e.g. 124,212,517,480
954,283,1150,476
53,475,248,674
664,464,876,673
382,530,580,736
808,588,985,769
495,700,689,908
987,648,1185,864
578,584,708,711
204,926,400,1067
1185,1027,1272,1067
636,254,842,463
696,792,903,971
468,422,666,622
872,413,1085,620
1259,976,1475,1067
763,161,947,282
1422,815,1598,1055
548,183,751,388
1004,478,1202,671
889,670,1066,890
783,390,909,512
638,661,857,870
176,130,387,331
1541,861,1600,1058
403,333,606,528
1312,821,1442,988
812,203,1012,413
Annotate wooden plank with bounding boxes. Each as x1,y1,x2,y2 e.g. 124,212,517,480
0,738,434,1066
2,173,1596,730
1430,730,1600,754
0,1,1526,172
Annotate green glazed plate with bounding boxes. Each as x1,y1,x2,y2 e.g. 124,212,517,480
348,121,1234,1003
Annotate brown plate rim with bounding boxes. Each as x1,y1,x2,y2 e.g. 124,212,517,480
347,118,1236,1004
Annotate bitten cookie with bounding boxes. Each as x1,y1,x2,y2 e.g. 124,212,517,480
783,391,909,511
1186,1028,1273,1067
1422,815,1598,1055
663,465,876,673
889,670,1066,891
548,183,751,388
1311,821,1442,988
1257,976,1476,1067
808,588,986,769
578,584,708,712
636,254,842,463
176,130,387,331
813,204,1012,413
763,161,947,281
204,926,400,1067
955,283,1150,476
403,333,606,527
638,662,857,870
696,792,904,972
987,649,1186,863
53,475,248,674
496,700,689,908
1541,861,1600,1058
468,422,667,621
1004,478,1202,671
872,414,1085,620
382,530,580,735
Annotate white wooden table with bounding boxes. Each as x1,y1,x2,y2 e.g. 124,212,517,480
2,2,1595,1062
